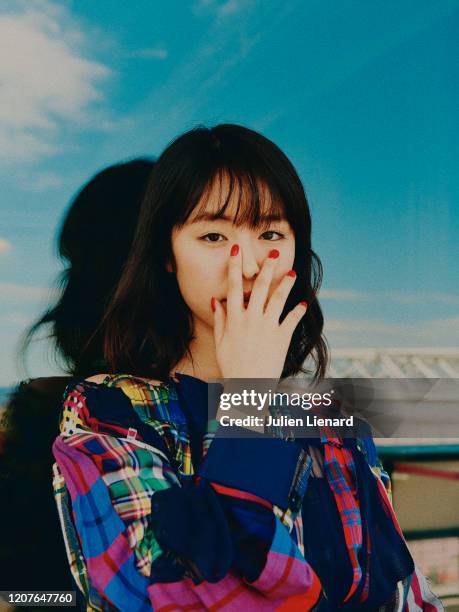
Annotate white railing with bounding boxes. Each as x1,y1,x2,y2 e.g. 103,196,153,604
327,348,459,378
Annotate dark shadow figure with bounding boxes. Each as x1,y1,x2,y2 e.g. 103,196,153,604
0,159,154,597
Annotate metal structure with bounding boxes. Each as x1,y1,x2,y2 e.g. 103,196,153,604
328,347,459,379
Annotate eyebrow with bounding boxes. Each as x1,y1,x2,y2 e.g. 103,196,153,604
189,212,286,223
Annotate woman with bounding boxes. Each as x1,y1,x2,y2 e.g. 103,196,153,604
52,125,442,610
0,159,155,595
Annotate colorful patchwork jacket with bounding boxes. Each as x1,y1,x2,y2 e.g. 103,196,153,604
52,373,443,611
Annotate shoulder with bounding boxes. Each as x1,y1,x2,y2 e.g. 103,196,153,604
59,373,174,430
58,374,181,460
84,373,164,386
85,374,110,384
63,373,166,399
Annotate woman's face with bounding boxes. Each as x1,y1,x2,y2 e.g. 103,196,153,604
169,177,296,332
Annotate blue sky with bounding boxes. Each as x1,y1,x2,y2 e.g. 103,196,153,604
0,0,458,386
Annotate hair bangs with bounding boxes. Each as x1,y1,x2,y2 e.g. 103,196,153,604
179,166,288,232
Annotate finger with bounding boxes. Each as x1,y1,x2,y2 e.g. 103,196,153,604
211,297,226,345
247,248,279,313
226,243,243,315
280,300,308,336
264,269,298,322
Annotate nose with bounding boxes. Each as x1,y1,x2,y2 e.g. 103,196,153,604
240,239,260,280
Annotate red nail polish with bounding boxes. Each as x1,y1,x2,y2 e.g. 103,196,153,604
211,297,216,312
287,270,296,278
300,300,308,308
269,249,279,259
230,244,239,256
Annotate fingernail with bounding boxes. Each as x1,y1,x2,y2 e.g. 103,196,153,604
300,300,308,308
269,249,279,259
287,270,296,278
230,244,239,256
211,297,216,312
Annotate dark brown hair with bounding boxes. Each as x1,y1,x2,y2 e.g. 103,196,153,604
104,124,329,381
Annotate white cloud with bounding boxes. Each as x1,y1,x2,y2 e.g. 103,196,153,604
1,311,32,326
21,171,63,191
428,315,459,333
387,291,459,305
0,239,12,254
130,47,168,60
320,287,459,305
0,129,57,162
0,281,51,300
326,318,408,335
0,0,111,163
320,288,371,301
192,0,249,18
325,316,459,348
218,0,243,16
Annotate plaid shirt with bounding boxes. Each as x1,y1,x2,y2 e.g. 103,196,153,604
52,374,443,611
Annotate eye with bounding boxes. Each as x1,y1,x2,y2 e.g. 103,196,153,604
260,231,284,241
200,233,226,242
